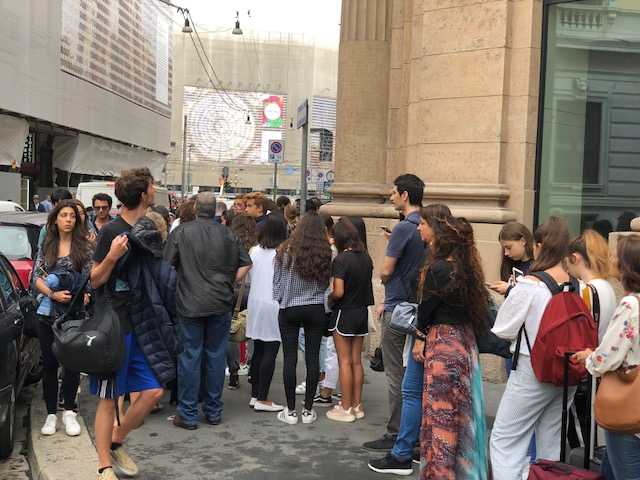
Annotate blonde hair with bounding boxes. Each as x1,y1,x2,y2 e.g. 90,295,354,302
568,229,610,278
146,210,168,241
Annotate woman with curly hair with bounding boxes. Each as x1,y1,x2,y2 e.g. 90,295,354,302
414,213,489,479
273,212,332,425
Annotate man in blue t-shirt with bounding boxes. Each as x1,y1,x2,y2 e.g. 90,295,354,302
364,174,426,452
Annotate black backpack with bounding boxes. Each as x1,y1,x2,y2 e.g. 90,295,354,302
53,277,125,376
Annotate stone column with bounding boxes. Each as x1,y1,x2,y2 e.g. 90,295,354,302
332,0,392,203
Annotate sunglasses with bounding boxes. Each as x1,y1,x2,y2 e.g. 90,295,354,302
94,206,110,211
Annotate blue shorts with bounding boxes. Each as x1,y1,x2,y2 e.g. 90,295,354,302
90,333,161,399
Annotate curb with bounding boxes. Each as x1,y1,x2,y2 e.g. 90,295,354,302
28,383,98,480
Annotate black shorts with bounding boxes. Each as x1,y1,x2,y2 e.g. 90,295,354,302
328,306,368,337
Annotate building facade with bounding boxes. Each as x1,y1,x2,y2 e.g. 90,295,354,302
0,0,172,202
165,30,339,196
326,0,640,282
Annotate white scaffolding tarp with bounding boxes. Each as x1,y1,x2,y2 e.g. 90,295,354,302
0,115,29,167
53,134,166,178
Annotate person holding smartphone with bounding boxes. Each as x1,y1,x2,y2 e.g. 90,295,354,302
487,222,534,296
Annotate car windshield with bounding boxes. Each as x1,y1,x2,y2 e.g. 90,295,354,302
0,225,33,260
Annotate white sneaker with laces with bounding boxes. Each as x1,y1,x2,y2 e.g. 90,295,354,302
249,397,257,408
41,414,57,436
295,381,306,395
302,409,317,424
277,408,298,425
253,401,284,412
62,410,81,436
238,364,250,376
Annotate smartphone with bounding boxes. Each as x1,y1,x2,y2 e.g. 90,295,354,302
512,267,524,278
380,226,392,234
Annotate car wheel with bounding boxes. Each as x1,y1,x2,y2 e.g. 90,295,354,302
0,385,16,459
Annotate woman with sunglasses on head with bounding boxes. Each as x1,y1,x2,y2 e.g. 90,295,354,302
34,200,93,437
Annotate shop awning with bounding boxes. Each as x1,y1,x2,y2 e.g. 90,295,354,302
53,134,167,178
0,114,29,167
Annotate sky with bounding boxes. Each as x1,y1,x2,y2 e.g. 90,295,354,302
177,0,342,48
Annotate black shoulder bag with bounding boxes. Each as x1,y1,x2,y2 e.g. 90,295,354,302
52,276,125,376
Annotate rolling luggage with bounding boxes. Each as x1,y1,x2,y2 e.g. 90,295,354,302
528,353,603,479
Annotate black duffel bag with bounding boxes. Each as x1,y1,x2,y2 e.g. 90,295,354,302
52,277,125,375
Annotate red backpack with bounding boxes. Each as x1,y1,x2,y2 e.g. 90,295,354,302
512,272,598,386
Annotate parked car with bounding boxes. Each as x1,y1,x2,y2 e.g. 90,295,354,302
0,212,48,289
0,253,41,458
0,201,25,213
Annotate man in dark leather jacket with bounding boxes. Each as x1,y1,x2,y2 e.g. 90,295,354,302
164,192,251,429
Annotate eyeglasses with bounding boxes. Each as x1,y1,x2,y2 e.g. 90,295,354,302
94,206,110,211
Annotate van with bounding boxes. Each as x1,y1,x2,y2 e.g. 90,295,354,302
75,181,170,215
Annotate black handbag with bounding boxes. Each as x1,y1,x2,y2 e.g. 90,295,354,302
52,277,125,375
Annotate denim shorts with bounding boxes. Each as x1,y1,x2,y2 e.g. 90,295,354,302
90,333,161,399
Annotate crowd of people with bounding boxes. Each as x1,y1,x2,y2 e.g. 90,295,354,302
26,168,640,480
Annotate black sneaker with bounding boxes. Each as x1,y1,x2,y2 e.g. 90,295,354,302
412,449,420,465
368,454,413,476
363,434,397,451
228,373,240,390
312,394,333,407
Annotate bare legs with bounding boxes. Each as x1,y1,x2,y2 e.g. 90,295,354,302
333,334,364,409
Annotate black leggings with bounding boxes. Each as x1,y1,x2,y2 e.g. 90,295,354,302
249,340,280,401
279,304,327,411
36,317,80,414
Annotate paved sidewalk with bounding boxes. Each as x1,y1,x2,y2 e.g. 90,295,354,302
79,357,505,480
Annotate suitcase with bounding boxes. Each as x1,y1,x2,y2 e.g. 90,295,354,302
528,353,604,479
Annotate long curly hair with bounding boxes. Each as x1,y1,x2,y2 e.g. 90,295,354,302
423,213,488,334
230,214,258,252
43,200,92,272
277,212,332,284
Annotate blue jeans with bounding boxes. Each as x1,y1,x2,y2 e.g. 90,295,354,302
177,313,231,425
604,429,640,479
391,337,423,462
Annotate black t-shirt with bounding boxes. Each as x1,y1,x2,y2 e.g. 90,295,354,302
94,216,133,332
331,250,374,309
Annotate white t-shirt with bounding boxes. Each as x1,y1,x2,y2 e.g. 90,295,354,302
246,246,281,342
585,278,617,342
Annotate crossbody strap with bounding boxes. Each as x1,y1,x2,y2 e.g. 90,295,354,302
588,284,600,327
234,278,247,314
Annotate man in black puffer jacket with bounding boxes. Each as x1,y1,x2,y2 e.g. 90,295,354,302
120,216,178,387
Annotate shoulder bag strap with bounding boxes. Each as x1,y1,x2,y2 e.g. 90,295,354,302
588,284,600,327
57,274,91,322
529,271,562,295
234,278,247,315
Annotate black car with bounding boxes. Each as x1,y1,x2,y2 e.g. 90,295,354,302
0,253,41,458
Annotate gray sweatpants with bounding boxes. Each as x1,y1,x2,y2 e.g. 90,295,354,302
380,310,406,436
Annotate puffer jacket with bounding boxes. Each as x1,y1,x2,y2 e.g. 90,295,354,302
118,216,178,386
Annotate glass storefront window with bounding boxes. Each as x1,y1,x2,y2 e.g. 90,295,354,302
538,0,640,237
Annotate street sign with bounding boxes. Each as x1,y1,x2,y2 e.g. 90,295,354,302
296,100,308,129
268,140,284,164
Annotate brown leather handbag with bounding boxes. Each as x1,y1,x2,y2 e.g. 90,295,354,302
595,365,640,433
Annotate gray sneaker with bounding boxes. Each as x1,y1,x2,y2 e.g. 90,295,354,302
111,446,139,477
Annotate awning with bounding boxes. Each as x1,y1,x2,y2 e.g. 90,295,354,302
53,134,167,178
0,114,29,167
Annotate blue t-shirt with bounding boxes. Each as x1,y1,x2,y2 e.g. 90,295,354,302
383,211,426,311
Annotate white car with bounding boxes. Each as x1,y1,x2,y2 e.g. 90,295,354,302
0,201,25,212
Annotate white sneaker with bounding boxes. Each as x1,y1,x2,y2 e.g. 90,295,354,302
41,414,57,436
295,381,306,395
253,401,284,412
238,364,250,376
249,397,257,408
62,410,81,436
302,408,317,424
277,408,298,425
